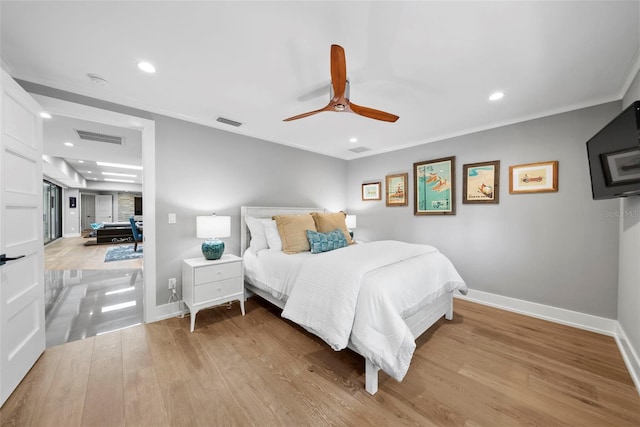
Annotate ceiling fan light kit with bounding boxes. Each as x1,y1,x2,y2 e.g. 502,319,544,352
284,45,399,123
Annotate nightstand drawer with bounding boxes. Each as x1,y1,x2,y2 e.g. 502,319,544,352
194,262,241,285
194,277,242,303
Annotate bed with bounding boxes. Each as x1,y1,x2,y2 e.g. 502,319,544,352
240,206,467,394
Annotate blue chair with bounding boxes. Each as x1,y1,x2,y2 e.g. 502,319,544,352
129,217,143,252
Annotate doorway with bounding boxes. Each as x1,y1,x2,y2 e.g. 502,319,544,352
95,195,113,224
43,180,62,245
32,93,157,329
81,193,95,231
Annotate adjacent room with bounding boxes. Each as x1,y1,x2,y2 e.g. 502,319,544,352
41,115,145,347
0,1,639,425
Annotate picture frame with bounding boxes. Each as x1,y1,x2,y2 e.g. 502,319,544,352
601,148,640,186
385,173,408,206
462,160,500,204
509,161,558,194
414,156,456,215
361,182,381,201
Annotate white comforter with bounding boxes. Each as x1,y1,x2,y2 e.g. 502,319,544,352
281,240,467,381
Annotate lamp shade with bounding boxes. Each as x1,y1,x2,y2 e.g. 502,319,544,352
196,215,230,260
196,215,231,238
345,214,357,229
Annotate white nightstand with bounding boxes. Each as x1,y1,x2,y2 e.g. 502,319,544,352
181,254,244,332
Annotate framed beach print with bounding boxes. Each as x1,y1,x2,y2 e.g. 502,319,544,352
385,173,408,206
463,160,500,204
362,182,381,201
413,156,456,215
509,161,558,194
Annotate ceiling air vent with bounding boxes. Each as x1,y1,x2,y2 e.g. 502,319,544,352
75,129,124,145
348,146,371,153
216,117,242,127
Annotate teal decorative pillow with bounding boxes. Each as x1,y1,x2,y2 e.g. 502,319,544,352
306,229,348,254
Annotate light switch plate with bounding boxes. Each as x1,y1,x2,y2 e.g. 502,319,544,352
168,213,176,224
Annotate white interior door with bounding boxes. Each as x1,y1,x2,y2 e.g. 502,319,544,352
95,194,112,223
0,69,45,407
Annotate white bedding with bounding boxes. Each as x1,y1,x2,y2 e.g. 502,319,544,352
243,248,313,300
243,240,467,382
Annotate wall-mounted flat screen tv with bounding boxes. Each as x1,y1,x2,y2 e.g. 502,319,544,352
586,101,640,200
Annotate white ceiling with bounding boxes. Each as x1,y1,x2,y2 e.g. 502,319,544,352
1,1,639,162
42,114,143,186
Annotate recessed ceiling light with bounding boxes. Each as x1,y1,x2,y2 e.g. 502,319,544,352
78,160,84,163
349,137,358,143
489,92,504,101
64,142,74,147
138,61,156,73
96,161,143,170
87,171,92,174
40,112,52,119
102,172,136,178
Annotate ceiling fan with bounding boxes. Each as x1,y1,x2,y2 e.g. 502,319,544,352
283,44,399,123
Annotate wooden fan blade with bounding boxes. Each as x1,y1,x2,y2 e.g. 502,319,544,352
330,44,347,99
349,102,399,122
283,105,331,122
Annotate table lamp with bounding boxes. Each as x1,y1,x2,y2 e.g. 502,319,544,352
196,214,230,260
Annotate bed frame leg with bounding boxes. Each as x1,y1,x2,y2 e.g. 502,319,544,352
365,360,379,395
445,296,453,320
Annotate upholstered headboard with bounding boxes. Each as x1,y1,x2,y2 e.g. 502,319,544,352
240,206,325,255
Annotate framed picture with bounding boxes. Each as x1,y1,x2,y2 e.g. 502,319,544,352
509,161,558,194
385,173,408,206
463,160,500,204
362,182,381,201
601,148,640,186
414,156,455,215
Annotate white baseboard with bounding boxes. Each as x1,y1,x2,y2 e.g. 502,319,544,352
614,323,640,394
456,289,639,394
63,232,81,238
455,289,618,335
155,300,187,321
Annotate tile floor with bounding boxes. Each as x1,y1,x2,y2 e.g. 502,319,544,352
44,268,144,348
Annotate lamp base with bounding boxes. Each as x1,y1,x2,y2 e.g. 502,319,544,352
202,239,224,260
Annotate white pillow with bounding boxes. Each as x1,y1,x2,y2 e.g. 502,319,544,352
245,216,270,254
264,220,283,251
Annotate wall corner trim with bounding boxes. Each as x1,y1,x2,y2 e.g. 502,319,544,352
615,323,640,395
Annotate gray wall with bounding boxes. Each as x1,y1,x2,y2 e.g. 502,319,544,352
347,102,622,319
154,116,347,304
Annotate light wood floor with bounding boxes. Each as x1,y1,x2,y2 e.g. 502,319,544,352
45,235,143,270
1,298,638,426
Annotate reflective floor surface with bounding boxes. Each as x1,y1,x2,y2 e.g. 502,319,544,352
44,268,144,348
